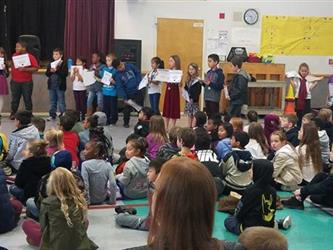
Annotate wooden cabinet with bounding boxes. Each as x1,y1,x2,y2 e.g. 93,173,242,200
220,62,286,114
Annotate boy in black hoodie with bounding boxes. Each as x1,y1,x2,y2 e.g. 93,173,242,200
227,56,250,118
280,113,299,147
134,107,152,137
224,159,291,235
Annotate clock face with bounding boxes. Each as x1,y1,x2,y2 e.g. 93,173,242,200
244,9,259,25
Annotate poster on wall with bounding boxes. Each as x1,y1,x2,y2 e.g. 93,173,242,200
231,27,261,53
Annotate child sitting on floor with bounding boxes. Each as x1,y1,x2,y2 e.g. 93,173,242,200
31,117,46,140
134,107,152,137
4,111,40,174
116,138,150,199
313,118,330,171
215,122,233,161
317,108,333,146
280,113,299,147
22,168,97,249
206,113,222,148
59,115,80,167
245,122,270,160
79,115,99,149
146,115,168,160
10,140,51,204
243,110,258,133
115,158,166,231
224,159,291,235
221,131,252,195
81,138,117,205
174,127,198,160
296,122,322,184
0,168,23,234
270,130,302,190
230,117,244,133
0,120,8,162
156,126,180,160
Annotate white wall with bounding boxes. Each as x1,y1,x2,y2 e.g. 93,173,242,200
115,0,333,74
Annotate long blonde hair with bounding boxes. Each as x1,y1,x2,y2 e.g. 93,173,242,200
44,129,64,149
149,115,168,144
47,168,87,227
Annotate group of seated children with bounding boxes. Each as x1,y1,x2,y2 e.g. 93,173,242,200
1,105,333,249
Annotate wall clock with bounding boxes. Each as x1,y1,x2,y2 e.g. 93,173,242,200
244,9,259,25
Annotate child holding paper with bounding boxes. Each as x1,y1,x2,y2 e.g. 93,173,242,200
87,52,106,116
162,55,182,131
184,63,202,128
102,53,118,125
70,57,87,121
0,47,9,116
147,57,164,115
10,40,39,119
45,48,68,121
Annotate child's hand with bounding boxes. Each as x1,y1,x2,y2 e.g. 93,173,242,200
50,68,56,73
204,80,210,86
294,189,301,201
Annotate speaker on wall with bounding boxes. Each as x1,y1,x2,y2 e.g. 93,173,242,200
18,35,41,61
113,39,142,71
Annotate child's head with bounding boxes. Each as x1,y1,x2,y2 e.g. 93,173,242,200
83,139,108,160
15,110,32,128
44,129,64,148
187,63,199,78
125,133,140,144
138,107,152,121
206,114,222,132
125,137,147,159
270,130,287,151
65,109,80,123
0,47,7,59
239,226,288,250
231,131,250,149
106,53,116,67
52,48,63,61
151,57,164,70
83,115,99,129
168,126,181,146
147,158,166,183
15,40,28,54
218,122,233,139
298,62,310,78
91,51,103,64
248,122,269,154
168,55,181,70
76,57,87,67
193,111,207,128
31,117,46,133
252,159,274,186
149,158,216,250
195,129,212,150
247,110,258,123
231,56,243,72
230,117,244,132
24,140,48,158
47,167,87,226
59,115,76,131
280,114,297,130
111,58,125,71
149,115,168,142
318,108,332,123
302,112,315,125
177,127,197,149
207,53,219,69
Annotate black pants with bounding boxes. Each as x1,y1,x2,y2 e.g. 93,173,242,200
205,100,219,117
103,95,118,125
10,80,33,113
123,92,143,126
228,103,242,117
295,98,311,128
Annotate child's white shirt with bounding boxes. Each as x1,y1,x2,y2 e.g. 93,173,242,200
72,70,87,91
147,70,161,94
293,77,314,99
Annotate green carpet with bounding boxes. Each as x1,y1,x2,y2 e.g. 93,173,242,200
124,192,333,250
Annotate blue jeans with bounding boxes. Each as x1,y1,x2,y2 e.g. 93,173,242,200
9,185,25,204
149,93,161,115
87,83,103,110
224,215,241,235
26,197,40,218
49,82,66,118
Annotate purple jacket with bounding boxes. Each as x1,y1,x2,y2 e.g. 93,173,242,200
146,133,165,160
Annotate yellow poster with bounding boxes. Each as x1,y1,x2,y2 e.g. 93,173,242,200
261,16,333,56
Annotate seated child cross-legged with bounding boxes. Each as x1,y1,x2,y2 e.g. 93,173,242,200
174,127,198,160
146,115,168,160
134,107,152,137
221,131,253,195
115,158,166,231
81,139,117,205
116,138,150,199
156,126,180,160
245,122,270,160
215,122,233,161
224,159,291,235
280,113,299,147
270,130,303,190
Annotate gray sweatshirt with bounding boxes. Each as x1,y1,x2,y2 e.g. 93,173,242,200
81,159,117,205
116,156,150,199
318,130,330,164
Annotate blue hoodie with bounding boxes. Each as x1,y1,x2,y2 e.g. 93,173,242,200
102,66,117,96
114,63,141,100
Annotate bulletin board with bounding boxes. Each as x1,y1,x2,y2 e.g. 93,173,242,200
261,16,333,56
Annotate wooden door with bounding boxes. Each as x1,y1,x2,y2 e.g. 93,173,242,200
156,18,204,112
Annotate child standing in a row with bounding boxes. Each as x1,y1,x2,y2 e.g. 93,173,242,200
147,57,164,115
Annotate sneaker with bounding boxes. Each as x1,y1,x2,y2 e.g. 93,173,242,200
282,216,292,229
115,205,137,215
46,116,56,121
282,196,304,210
